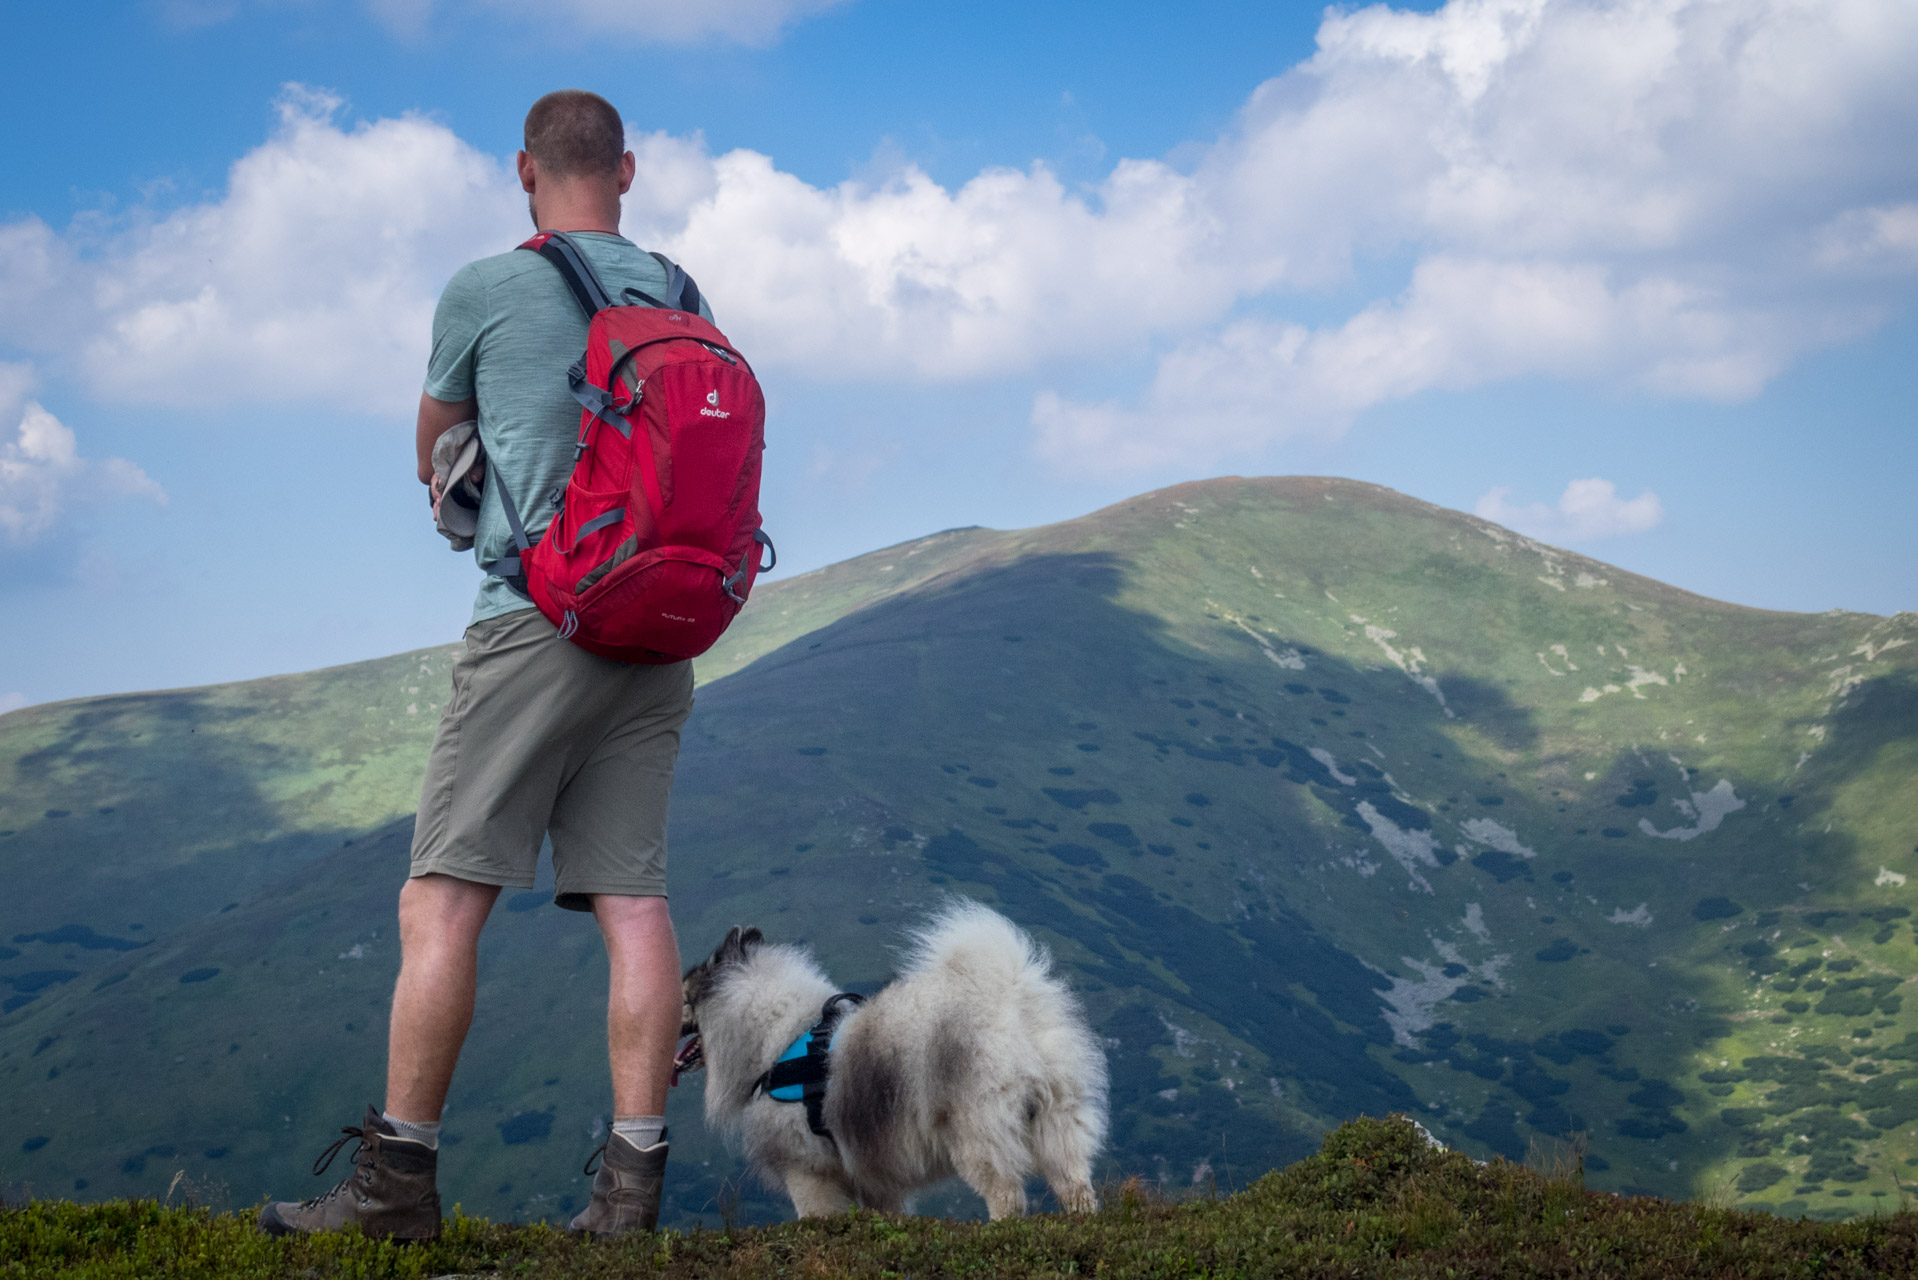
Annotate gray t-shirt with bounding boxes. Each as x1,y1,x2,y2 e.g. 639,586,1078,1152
424,232,715,625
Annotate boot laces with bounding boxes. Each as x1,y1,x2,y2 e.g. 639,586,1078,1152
298,1122,375,1206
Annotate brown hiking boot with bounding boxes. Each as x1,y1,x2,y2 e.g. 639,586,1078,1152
569,1129,668,1236
257,1105,442,1241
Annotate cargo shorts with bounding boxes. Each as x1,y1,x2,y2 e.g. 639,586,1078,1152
409,607,695,910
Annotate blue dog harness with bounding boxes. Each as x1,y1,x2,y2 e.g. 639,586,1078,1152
752,993,865,1140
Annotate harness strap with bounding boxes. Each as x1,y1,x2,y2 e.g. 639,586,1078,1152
752,993,865,1141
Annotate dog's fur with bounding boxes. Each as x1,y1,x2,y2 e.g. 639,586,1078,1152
678,901,1107,1220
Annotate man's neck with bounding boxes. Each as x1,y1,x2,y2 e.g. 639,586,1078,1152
531,191,622,236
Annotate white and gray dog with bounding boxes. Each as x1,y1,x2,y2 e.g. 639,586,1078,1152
674,900,1108,1219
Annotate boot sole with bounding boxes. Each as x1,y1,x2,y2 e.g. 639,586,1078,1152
256,1202,440,1242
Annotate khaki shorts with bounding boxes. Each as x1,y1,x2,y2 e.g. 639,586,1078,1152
410,608,695,910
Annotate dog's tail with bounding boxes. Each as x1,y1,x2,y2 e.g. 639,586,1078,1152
901,898,1049,986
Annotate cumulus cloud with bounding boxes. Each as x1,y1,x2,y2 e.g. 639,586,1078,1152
3,0,1915,464
1,87,523,416
96,88,524,414
0,363,165,545
1033,256,1796,470
1034,0,1918,466
1815,204,1918,273
1475,478,1663,543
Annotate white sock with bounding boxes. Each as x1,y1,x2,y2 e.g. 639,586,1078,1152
382,1112,441,1150
612,1115,666,1150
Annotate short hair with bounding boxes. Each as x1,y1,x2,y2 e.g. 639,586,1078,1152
523,90,625,179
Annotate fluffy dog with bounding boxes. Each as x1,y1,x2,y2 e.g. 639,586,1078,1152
675,901,1107,1219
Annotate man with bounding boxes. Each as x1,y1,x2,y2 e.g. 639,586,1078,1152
259,90,704,1241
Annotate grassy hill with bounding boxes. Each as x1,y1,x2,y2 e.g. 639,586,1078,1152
2,476,1915,1229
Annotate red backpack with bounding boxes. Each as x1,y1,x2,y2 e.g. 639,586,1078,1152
484,231,772,664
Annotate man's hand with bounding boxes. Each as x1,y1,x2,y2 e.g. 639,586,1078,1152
416,392,478,488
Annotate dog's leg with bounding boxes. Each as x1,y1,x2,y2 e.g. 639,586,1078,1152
855,1184,906,1215
1031,1103,1100,1214
1047,1177,1098,1214
783,1170,854,1218
954,1156,1027,1220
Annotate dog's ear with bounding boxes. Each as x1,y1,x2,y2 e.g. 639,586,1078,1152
714,925,761,968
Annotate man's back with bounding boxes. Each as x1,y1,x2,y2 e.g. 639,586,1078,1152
425,233,715,625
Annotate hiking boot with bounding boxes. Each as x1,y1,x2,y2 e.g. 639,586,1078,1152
257,1105,442,1241
570,1129,668,1236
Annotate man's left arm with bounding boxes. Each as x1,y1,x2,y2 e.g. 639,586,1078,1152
416,392,479,495
418,262,488,497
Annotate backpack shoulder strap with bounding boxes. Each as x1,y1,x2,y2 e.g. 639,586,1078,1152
518,230,614,316
648,251,703,316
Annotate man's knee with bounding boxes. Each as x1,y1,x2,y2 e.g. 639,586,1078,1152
399,874,500,947
592,893,677,957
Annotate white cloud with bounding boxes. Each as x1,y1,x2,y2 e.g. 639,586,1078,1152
1,87,523,417
0,692,27,715
1475,478,1663,543
1815,203,1918,272
2,0,1915,464
95,88,524,415
1032,256,1794,470
1035,0,1918,467
0,363,165,545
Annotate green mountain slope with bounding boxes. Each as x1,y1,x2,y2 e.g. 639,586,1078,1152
3,476,1914,1228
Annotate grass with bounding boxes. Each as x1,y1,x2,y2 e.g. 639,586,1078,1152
7,1117,1917,1279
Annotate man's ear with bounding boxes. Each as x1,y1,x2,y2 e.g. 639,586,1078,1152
617,149,636,196
516,150,537,193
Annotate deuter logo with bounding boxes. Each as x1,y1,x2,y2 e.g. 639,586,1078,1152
700,386,731,419
706,389,718,406
660,612,695,623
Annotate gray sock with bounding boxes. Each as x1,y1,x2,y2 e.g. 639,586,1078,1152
612,1115,666,1151
382,1112,441,1150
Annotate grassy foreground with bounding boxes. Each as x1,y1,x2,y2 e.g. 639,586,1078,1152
6,1118,1916,1279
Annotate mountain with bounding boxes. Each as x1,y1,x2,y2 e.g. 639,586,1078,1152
3,476,1915,1227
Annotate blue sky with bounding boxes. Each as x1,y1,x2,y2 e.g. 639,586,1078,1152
2,0,1915,711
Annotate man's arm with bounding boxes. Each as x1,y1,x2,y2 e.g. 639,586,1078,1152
416,392,478,492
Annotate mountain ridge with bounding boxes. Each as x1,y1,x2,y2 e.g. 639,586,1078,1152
4,474,1914,1227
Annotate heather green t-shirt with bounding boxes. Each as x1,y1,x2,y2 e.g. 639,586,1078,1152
424,232,715,626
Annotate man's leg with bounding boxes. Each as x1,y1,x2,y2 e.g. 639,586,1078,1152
595,893,681,1115
570,893,679,1236
257,872,493,1241
386,873,501,1121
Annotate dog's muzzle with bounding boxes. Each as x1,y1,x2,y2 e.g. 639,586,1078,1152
671,1033,705,1085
